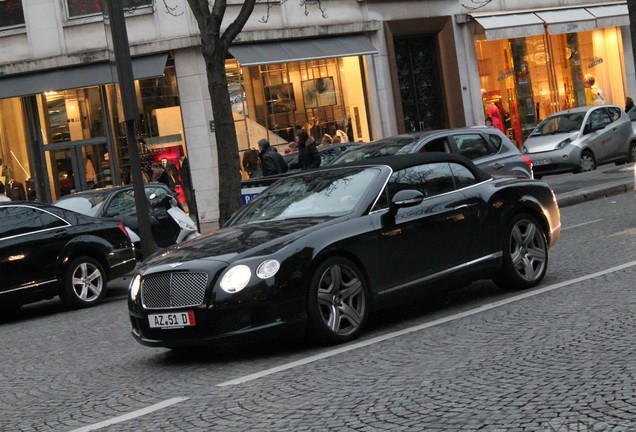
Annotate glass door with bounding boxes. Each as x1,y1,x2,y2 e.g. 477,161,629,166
45,141,111,201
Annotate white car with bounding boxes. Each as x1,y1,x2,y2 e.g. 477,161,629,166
522,105,635,178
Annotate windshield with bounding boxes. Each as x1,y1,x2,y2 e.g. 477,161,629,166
54,192,107,217
228,167,382,226
531,112,585,136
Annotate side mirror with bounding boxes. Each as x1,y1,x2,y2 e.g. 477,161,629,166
389,189,425,213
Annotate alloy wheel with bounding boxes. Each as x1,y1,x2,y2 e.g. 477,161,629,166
509,218,547,283
315,262,366,337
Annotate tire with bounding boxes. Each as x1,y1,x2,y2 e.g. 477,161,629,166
306,257,369,344
576,150,596,173
61,256,107,309
628,142,636,163
495,214,548,291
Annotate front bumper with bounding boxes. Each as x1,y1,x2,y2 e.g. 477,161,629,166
527,147,581,176
129,297,306,347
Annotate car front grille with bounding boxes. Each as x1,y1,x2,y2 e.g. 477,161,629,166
141,272,208,309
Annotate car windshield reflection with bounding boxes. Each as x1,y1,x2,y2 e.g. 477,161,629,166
229,167,382,225
532,113,584,136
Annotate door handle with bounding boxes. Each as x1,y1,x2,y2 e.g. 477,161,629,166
493,163,504,169
452,204,470,211
53,229,68,238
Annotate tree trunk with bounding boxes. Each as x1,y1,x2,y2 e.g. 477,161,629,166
204,51,241,226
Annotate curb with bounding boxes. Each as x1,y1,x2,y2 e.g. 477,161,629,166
556,179,634,208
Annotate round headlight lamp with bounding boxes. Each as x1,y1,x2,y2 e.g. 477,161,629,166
555,138,572,150
129,274,142,301
220,265,252,293
256,259,280,279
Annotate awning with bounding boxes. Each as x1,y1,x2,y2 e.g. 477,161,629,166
471,13,545,41
535,9,596,34
229,34,377,66
469,2,629,41
0,53,168,100
587,4,630,28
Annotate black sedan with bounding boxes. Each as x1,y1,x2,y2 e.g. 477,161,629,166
128,153,560,348
0,202,136,311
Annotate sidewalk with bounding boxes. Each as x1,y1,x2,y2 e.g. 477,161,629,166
548,163,635,208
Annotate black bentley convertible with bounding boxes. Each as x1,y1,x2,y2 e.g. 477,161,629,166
128,153,560,348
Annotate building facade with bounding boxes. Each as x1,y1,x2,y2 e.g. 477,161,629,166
0,0,633,231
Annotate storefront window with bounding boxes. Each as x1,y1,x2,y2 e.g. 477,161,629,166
0,0,25,28
475,27,626,146
66,0,151,18
230,55,371,178
36,88,112,199
0,98,34,201
107,56,193,211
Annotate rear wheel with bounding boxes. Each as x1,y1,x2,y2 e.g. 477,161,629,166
576,150,596,173
628,142,636,163
495,214,548,291
61,256,107,309
306,257,368,344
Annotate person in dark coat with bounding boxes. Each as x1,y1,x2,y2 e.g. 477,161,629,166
258,139,288,176
151,162,175,190
242,147,259,177
625,96,634,113
295,129,321,170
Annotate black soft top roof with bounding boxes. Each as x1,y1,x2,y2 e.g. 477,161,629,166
328,152,492,183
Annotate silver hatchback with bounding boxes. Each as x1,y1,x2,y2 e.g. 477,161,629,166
522,105,635,178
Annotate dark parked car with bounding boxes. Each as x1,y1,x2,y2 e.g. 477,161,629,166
54,184,193,250
329,127,533,178
0,202,136,311
128,153,560,349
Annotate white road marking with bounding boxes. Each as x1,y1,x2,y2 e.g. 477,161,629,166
218,259,636,387
561,219,602,231
67,397,188,432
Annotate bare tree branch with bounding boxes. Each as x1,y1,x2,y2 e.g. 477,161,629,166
461,0,491,11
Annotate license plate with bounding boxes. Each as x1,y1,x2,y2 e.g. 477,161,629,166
148,311,196,329
534,159,552,166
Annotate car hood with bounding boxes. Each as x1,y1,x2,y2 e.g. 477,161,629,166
142,216,337,266
524,132,578,153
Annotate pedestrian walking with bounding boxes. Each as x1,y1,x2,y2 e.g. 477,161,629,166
258,139,288,176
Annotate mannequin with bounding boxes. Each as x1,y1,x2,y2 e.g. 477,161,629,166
486,102,505,133
584,74,605,106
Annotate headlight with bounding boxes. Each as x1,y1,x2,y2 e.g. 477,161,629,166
555,138,572,150
129,274,141,301
220,265,251,293
256,259,280,279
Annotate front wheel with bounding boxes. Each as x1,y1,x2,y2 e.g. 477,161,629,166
306,257,369,344
628,142,636,163
576,150,596,173
61,256,107,309
495,214,548,291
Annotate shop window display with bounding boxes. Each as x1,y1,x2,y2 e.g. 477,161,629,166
230,56,371,179
0,98,34,201
475,27,626,146
0,0,25,28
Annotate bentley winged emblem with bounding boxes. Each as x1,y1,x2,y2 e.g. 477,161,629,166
168,262,184,268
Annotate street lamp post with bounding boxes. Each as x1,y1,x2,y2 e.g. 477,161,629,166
101,0,157,259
